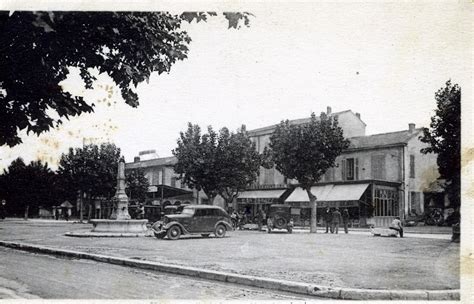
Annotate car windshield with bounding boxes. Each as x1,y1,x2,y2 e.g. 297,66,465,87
181,208,195,216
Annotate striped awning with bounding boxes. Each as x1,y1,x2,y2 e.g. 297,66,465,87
285,184,370,202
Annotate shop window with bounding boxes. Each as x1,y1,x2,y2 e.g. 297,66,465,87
410,155,415,178
374,188,398,216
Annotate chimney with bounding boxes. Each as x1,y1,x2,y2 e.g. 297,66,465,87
327,106,332,115
408,123,416,133
134,156,140,163
355,112,361,119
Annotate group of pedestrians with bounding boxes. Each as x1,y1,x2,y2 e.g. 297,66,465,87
323,207,350,234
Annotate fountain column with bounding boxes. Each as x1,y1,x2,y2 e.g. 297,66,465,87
110,160,131,220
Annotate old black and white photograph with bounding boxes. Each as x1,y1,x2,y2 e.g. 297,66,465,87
0,0,471,302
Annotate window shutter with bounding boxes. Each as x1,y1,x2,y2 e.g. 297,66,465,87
341,159,346,180
355,158,359,180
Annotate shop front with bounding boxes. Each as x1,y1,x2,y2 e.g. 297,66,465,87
284,183,371,226
284,182,401,227
236,189,288,222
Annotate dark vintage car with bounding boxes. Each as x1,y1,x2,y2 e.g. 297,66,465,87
151,205,233,240
267,204,293,233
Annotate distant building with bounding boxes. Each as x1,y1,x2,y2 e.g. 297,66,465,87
125,153,207,207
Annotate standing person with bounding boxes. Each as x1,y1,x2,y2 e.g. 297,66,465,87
389,216,404,238
137,204,145,219
342,209,350,234
64,208,69,222
230,211,238,229
237,211,244,230
332,208,342,234
257,209,264,231
324,207,333,233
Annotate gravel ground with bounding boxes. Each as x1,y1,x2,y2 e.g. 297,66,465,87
0,219,459,290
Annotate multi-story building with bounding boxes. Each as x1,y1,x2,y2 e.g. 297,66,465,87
126,107,446,227
125,151,207,208
239,107,443,227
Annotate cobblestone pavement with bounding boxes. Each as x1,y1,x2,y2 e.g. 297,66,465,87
0,219,459,291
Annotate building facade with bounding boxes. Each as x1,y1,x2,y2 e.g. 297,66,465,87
239,107,443,227
125,154,208,208
125,107,445,227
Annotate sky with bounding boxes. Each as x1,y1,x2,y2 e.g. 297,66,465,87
0,1,472,171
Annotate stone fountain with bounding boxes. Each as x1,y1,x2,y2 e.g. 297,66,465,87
66,159,148,237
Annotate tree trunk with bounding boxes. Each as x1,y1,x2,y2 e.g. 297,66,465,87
24,205,29,220
78,190,84,223
208,195,215,205
87,199,92,221
224,197,234,212
306,188,318,233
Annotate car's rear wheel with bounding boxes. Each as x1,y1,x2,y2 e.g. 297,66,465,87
214,224,226,238
201,234,210,238
274,217,287,229
167,226,181,240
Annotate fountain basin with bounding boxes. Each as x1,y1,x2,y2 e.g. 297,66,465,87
65,219,149,237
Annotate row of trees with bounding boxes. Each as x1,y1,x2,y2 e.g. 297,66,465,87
0,143,149,220
0,79,461,227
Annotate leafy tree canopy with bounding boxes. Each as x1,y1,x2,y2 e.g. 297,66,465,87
0,11,251,147
420,80,461,207
125,168,150,204
57,142,122,201
270,112,350,190
268,112,350,232
173,123,261,205
1,158,56,218
215,125,261,206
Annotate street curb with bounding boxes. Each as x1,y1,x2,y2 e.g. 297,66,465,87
0,240,460,300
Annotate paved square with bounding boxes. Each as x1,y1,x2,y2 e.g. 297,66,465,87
0,220,459,290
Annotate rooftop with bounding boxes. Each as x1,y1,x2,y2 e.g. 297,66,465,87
348,128,423,149
125,156,176,169
247,110,364,136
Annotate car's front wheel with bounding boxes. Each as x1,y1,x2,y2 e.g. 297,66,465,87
214,224,226,238
166,226,181,240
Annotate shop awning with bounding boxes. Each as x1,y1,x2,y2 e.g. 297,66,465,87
147,185,192,198
285,184,370,202
238,189,286,199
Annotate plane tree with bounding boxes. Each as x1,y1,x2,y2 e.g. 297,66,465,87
173,123,261,208
420,80,461,209
267,113,350,233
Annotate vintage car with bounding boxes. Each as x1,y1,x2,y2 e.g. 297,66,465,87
267,204,294,233
151,205,233,240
